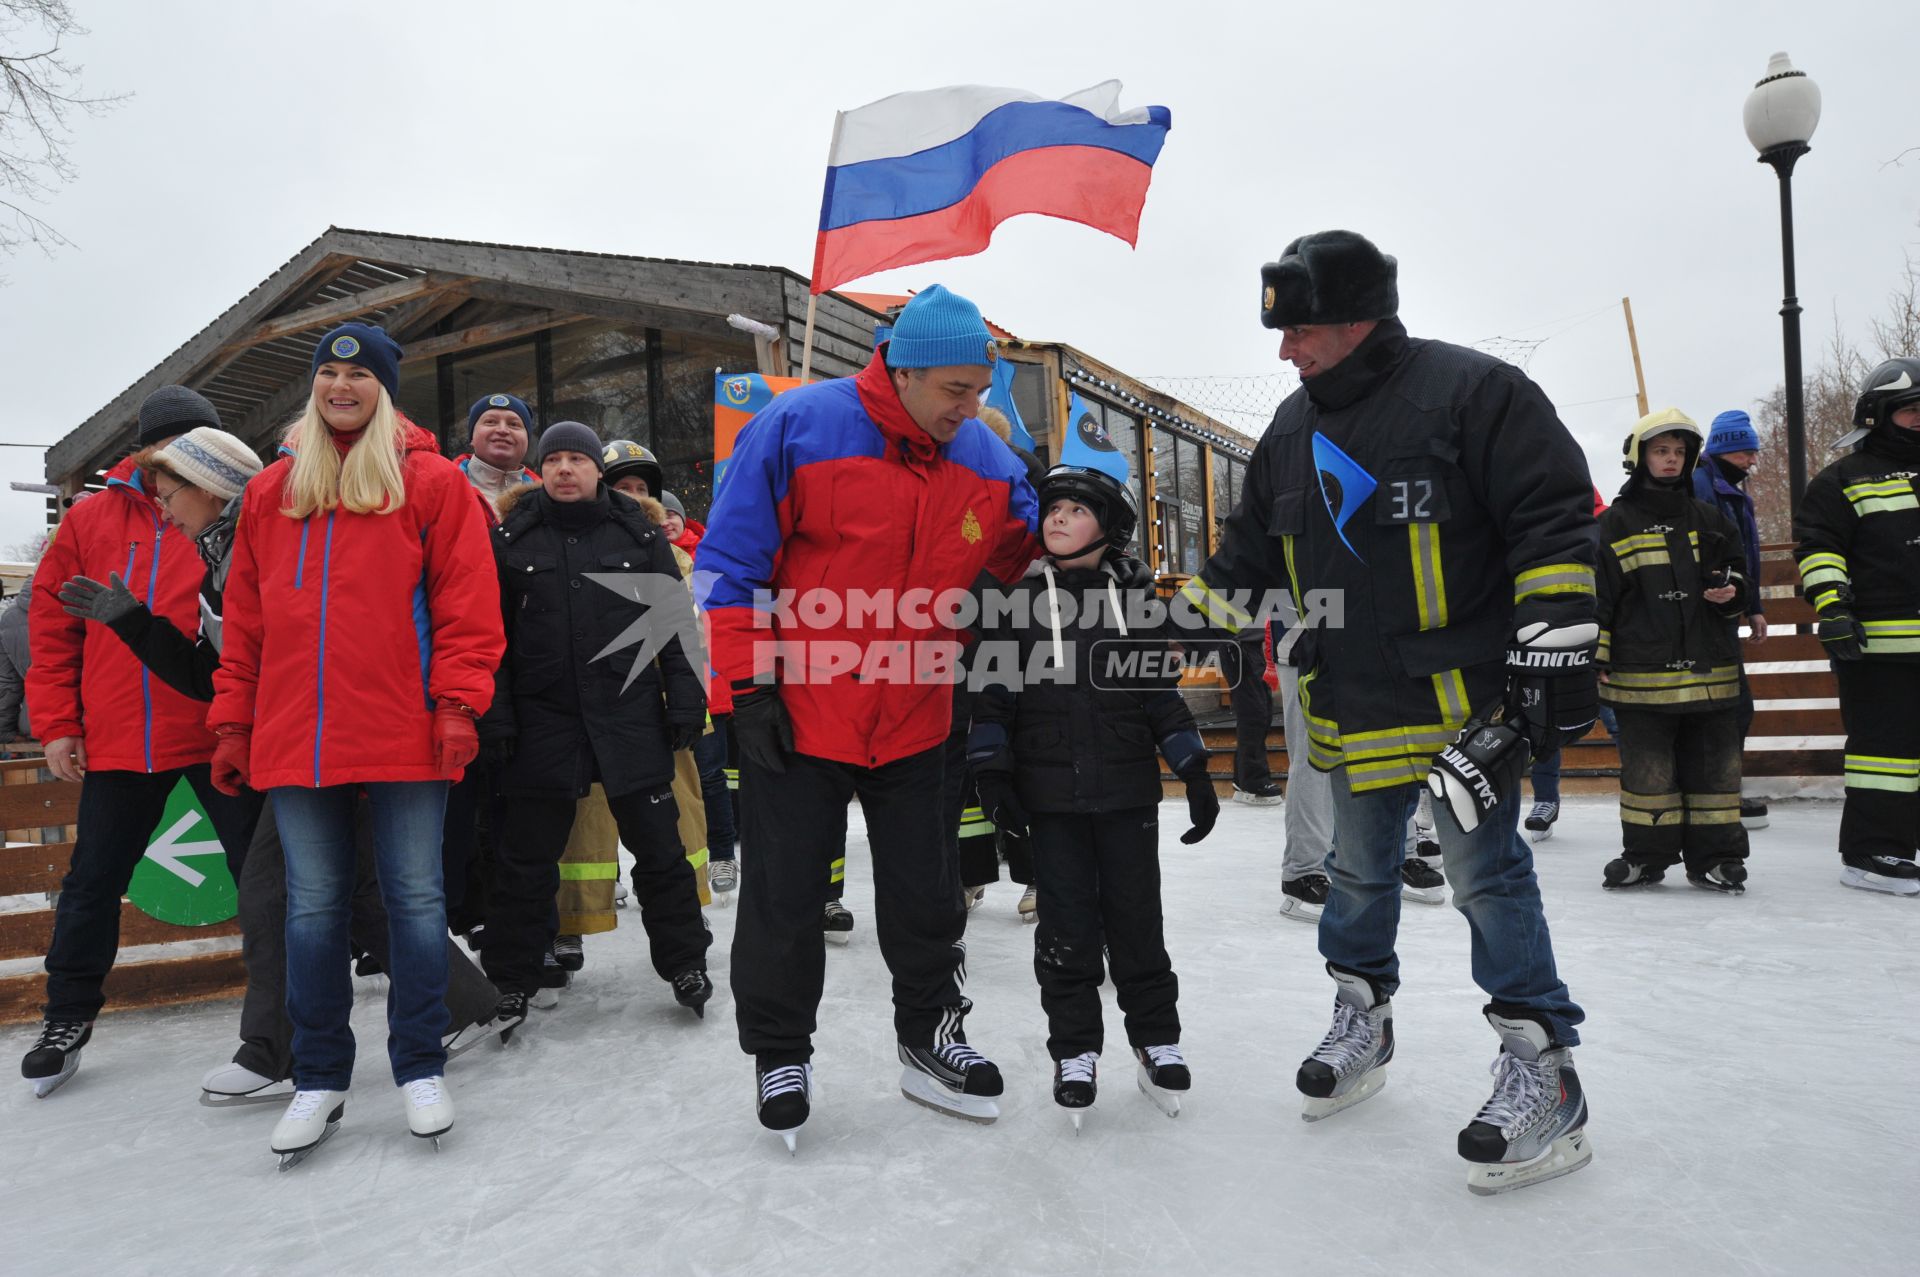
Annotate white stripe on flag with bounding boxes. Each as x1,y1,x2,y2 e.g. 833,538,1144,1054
830,80,1148,167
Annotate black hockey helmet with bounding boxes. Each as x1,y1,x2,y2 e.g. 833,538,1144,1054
601,439,663,494
1038,463,1138,554
1852,357,1920,430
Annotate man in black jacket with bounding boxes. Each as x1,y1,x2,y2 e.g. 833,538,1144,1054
481,422,712,1026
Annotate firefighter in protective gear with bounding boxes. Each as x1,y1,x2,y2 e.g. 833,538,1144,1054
1184,232,1597,1156
1595,409,1752,893
1794,357,1920,896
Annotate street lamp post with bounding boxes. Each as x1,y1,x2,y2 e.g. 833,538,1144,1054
1743,51,1822,520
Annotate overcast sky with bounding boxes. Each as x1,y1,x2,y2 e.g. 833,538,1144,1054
2,0,1915,555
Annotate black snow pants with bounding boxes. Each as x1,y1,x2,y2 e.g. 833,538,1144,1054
731,743,968,1065
1029,807,1179,1060
1613,707,1750,871
1834,660,1920,864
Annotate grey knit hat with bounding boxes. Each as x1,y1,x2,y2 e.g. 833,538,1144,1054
659,491,686,520
137,385,221,446
153,427,263,501
535,420,604,471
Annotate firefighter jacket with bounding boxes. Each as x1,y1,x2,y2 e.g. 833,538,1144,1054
1595,479,1749,710
1794,427,1920,663
1181,319,1598,792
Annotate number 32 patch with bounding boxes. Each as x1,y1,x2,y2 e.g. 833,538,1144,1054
1376,475,1450,524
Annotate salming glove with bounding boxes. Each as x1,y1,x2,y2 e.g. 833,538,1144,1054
1427,707,1528,836
731,683,794,775
1505,619,1599,757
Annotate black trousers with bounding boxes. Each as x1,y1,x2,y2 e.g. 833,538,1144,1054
1834,660,1920,863
731,744,967,1064
1029,807,1179,1060
43,765,262,1022
1220,638,1275,787
1614,707,1749,871
441,759,504,936
486,786,709,994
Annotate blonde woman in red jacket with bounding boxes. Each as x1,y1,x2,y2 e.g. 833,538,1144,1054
209,324,503,1164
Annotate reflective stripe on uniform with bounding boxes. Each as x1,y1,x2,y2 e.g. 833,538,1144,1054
1860,619,1920,654
1796,551,1850,594
724,767,740,791
829,855,845,886
1683,793,1742,825
1842,480,1920,516
1601,665,1741,706
559,861,621,880
685,846,709,871
1596,628,1612,664
1843,754,1920,793
958,806,996,838
1178,575,1250,632
1619,790,1682,825
1514,562,1596,604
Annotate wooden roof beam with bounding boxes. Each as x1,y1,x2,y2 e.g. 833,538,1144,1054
229,272,474,351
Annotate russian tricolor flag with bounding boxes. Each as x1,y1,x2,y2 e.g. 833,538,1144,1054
811,81,1171,295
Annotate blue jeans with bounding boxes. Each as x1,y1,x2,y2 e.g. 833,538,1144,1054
1320,770,1583,1046
273,782,451,1088
696,717,736,861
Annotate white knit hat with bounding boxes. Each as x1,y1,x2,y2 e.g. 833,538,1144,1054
153,427,263,501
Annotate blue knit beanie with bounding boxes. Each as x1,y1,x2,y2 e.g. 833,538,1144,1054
468,392,532,435
1706,410,1760,456
885,285,998,370
312,323,403,404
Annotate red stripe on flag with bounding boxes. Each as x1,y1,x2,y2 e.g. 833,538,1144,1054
811,144,1155,294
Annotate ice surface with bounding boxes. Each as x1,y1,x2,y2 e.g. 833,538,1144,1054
4,797,1915,1276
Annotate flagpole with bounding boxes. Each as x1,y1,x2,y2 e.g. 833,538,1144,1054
802,109,848,384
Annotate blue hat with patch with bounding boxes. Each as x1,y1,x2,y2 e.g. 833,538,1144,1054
312,323,403,405
884,285,998,370
1706,410,1760,456
468,392,532,435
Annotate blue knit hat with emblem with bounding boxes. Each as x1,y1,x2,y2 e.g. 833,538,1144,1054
312,323,403,404
468,392,533,435
1706,410,1760,456
884,285,998,370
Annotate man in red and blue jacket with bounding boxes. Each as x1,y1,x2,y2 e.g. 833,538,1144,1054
698,284,1038,1138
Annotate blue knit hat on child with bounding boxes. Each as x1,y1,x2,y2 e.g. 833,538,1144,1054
312,323,403,405
884,285,998,370
1706,410,1760,456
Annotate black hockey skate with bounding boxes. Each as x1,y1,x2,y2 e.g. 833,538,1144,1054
1687,859,1748,895
1840,853,1920,897
1459,1008,1592,1195
532,948,571,1009
1297,966,1392,1121
756,1060,813,1154
22,1019,92,1099
1054,1051,1098,1132
1400,856,1446,905
1279,872,1329,923
899,1040,1004,1124
671,968,713,1019
1524,800,1559,842
552,934,585,972
1232,779,1283,806
1739,797,1769,830
821,898,855,946
475,992,530,1048
1135,1044,1189,1118
1602,858,1666,889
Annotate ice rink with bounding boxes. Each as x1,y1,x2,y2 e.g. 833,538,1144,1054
4,795,1914,1277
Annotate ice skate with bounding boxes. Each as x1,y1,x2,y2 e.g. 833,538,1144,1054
671,967,713,1019
756,1060,812,1154
532,949,570,1009
1297,966,1392,1121
450,995,525,1055
200,1061,293,1107
1687,859,1749,895
21,1019,91,1099
1400,856,1447,905
899,1041,1003,1124
1460,1009,1591,1195
1017,884,1037,923
1524,800,1559,842
612,878,629,909
552,934,584,972
1602,858,1666,889
1739,797,1770,830
1840,854,1920,896
1054,1052,1098,1132
963,885,986,911
271,1089,345,1171
1279,872,1328,923
1135,1044,1189,1118
403,1075,454,1148
709,859,737,905
1232,779,1283,806
1414,832,1441,857
822,899,855,946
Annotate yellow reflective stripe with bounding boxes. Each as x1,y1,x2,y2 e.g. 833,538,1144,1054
1860,620,1920,654
1610,533,1666,555
1616,550,1672,574
1844,753,1920,793
1514,563,1596,603
558,862,620,880
1431,669,1469,725
685,846,709,870
829,856,845,885
1179,576,1251,632
724,768,740,790
1409,523,1446,629
1604,668,1741,688
1620,790,1681,825
1843,753,1920,774
1798,563,1849,589
1797,551,1848,572
1843,479,1920,516
1808,585,1846,612
1596,628,1612,662
1683,793,1742,825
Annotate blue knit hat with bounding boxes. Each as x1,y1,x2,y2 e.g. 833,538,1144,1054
468,392,532,435
312,323,403,404
1706,410,1760,456
885,285,998,370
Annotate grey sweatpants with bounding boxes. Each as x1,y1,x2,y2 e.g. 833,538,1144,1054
1278,663,1335,882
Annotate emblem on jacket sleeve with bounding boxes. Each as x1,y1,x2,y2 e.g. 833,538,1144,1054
961,508,983,544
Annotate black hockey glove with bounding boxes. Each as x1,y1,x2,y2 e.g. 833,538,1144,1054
480,733,516,769
1505,619,1599,757
1427,707,1529,836
668,720,703,753
973,768,1030,839
1178,768,1219,844
1107,551,1155,592
731,682,794,775
1817,612,1865,662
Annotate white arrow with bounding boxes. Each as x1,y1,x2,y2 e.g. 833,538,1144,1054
144,811,226,887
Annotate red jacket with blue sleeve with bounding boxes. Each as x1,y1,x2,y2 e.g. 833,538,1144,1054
695,351,1038,768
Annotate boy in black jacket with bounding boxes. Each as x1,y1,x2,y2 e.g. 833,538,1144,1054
1596,410,1752,893
968,463,1219,1126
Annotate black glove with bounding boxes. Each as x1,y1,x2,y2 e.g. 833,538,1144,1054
669,720,703,753
731,683,794,775
1108,552,1155,592
58,573,143,627
973,769,1030,838
1428,707,1529,835
481,734,517,769
1818,613,1865,662
1177,768,1219,844
1505,619,1599,757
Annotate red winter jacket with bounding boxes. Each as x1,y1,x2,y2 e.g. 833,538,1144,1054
210,422,505,788
28,458,217,770
697,351,1039,768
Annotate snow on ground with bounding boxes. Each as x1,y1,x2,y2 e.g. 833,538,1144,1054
3,796,1915,1277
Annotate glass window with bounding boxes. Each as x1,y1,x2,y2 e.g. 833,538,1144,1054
651,329,757,523
1100,404,1144,555
1176,435,1204,573
395,360,442,440
1153,424,1180,575
1008,358,1049,457
549,322,650,444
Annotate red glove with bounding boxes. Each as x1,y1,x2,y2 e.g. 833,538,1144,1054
211,731,251,796
434,702,480,778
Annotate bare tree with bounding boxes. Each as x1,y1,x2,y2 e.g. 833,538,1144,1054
1,0,125,263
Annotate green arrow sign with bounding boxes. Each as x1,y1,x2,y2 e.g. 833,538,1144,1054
127,777,237,926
